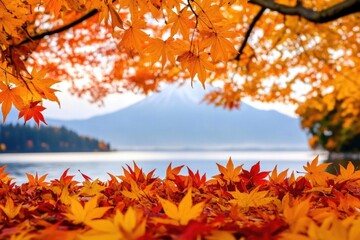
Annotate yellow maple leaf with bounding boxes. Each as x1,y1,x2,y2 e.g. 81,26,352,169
157,188,204,225
79,179,106,196
121,179,155,200
0,197,22,219
64,196,111,224
283,195,311,234
79,207,146,240
308,217,348,240
229,187,279,211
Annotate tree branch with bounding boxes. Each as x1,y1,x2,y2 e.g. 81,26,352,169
234,7,265,61
17,9,99,46
249,0,360,23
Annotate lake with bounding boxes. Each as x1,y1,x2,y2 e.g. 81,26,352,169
0,151,327,184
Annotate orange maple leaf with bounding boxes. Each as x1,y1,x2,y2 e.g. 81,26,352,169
0,197,22,219
18,101,47,126
303,156,332,186
213,157,242,185
26,172,49,187
168,9,195,37
119,19,150,52
177,50,214,87
146,37,178,67
0,82,25,122
29,68,60,106
201,24,238,62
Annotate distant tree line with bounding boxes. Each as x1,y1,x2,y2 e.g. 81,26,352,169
0,124,110,153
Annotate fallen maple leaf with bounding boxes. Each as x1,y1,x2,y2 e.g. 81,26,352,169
0,197,21,219
158,188,205,225
63,196,111,225
303,156,332,186
213,157,242,185
79,207,146,240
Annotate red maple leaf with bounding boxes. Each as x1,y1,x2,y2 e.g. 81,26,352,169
18,101,47,127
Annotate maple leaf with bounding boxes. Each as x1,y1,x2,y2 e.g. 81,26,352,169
26,172,48,187
79,207,146,240
43,0,69,19
108,5,123,31
229,187,279,211
63,196,111,225
18,101,47,126
241,161,270,187
168,9,195,37
0,197,21,219
28,68,60,106
303,156,332,186
0,165,13,183
213,157,242,185
79,179,106,196
282,195,311,233
0,82,25,122
335,161,360,183
166,163,184,180
187,167,207,188
177,50,215,87
157,188,205,225
121,178,156,200
269,165,288,184
307,217,348,240
201,25,238,62
119,19,150,52
146,37,178,67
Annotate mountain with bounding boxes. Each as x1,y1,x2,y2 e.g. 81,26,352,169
44,84,309,150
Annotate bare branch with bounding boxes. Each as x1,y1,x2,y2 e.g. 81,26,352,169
249,0,360,23
234,7,265,61
17,9,99,46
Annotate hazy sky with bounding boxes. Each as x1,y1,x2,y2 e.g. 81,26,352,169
44,82,298,120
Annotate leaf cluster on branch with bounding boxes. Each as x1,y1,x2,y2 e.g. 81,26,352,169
1,157,360,239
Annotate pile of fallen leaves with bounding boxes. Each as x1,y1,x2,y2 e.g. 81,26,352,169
1,156,360,239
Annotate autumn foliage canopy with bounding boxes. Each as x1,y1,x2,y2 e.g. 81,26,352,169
2,157,360,239
0,0,359,150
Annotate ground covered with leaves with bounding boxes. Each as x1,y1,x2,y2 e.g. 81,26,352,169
1,156,360,239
